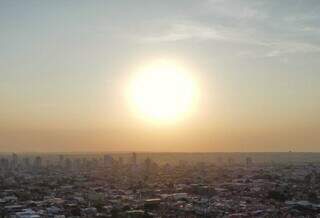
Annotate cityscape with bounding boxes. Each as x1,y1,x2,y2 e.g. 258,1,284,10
1,153,320,217
1,0,320,217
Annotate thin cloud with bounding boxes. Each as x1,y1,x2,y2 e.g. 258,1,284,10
114,0,320,59
264,41,320,57
136,21,225,43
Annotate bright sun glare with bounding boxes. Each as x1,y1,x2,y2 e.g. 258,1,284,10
127,60,199,124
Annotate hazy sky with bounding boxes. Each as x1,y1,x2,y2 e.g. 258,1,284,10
1,0,320,152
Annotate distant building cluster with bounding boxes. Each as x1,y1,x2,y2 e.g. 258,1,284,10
1,153,320,217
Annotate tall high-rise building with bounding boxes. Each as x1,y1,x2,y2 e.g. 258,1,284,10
34,156,42,168
0,158,9,170
104,154,113,167
23,157,30,168
118,157,124,166
65,158,72,169
12,153,18,168
246,157,253,167
144,158,151,172
59,155,64,166
131,152,137,165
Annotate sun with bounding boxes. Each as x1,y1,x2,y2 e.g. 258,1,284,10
127,60,199,124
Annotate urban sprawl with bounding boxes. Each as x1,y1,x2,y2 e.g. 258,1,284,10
1,153,320,217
